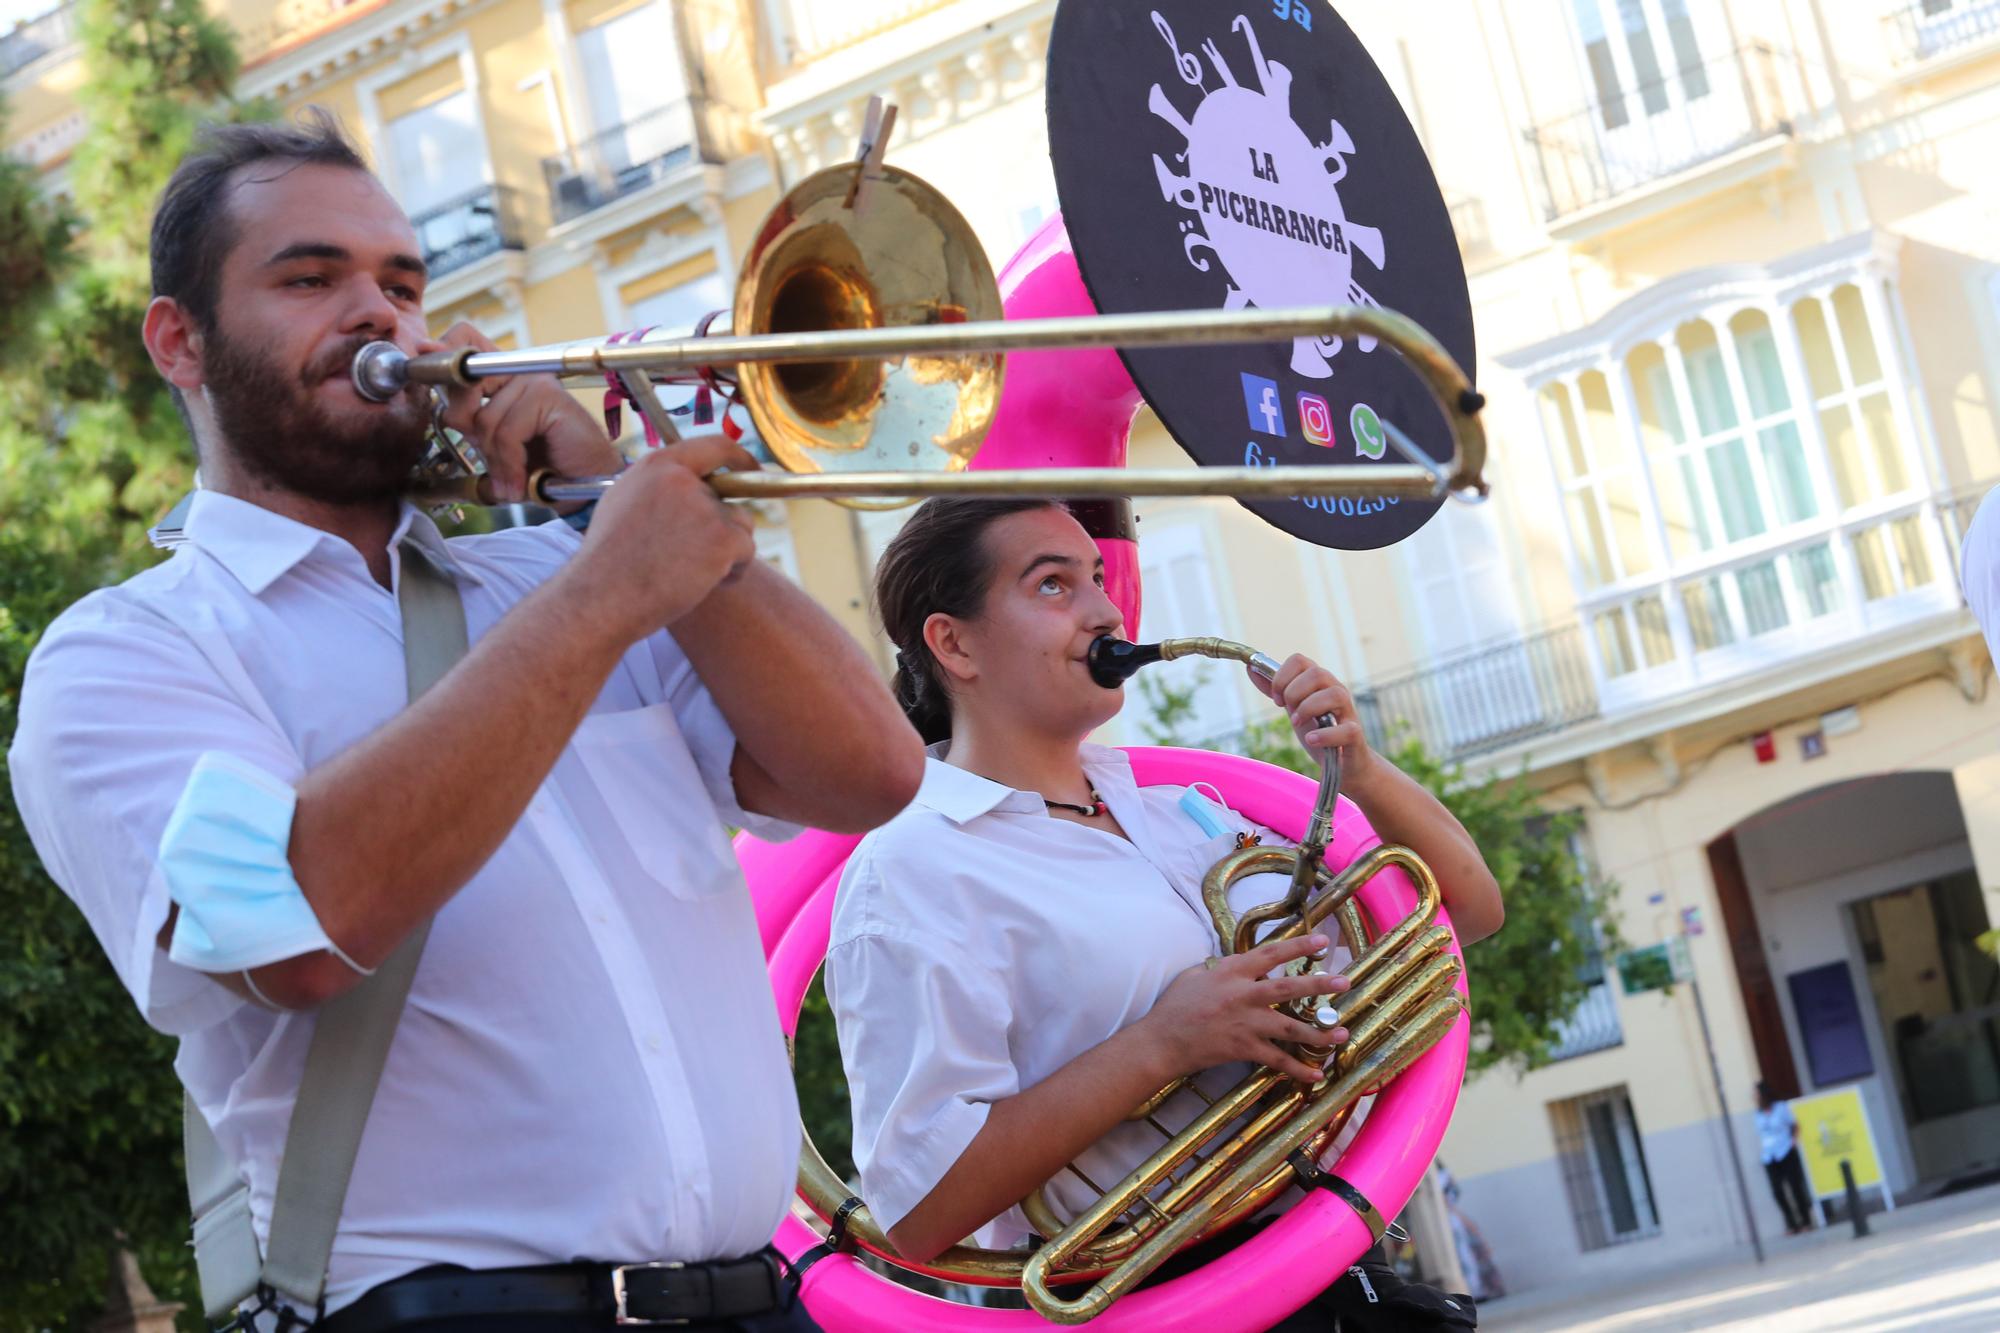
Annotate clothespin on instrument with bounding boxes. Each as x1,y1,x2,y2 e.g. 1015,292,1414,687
844,95,898,211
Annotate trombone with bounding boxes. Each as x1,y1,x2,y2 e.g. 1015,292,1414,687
354,160,1488,509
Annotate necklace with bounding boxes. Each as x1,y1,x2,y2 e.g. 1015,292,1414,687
1040,785,1108,818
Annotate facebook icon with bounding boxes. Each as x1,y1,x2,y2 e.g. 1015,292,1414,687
1240,373,1284,437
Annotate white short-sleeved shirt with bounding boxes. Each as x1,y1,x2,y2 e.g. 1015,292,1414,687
8,492,803,1313
1961,486,2000,664
827,743,1361,1250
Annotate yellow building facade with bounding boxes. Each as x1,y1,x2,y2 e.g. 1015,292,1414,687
8,0,2000,1296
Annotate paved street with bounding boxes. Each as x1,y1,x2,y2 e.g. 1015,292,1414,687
1484,1184,2000,1333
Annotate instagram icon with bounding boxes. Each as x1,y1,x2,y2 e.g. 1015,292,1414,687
1297,392,1335,448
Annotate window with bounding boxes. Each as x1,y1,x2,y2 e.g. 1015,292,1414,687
1537,820,1625,1061
1572,0,1710,131
1793,285,1911,509
1528,264,1940,693
619,267,733,441
1549,1086,1661,1249
626,268,731,336
387,88,487,217
576,2,686,161
1402,501,1542,749
1541,373,1656,591
384,81,507,279
1136,523,1244,744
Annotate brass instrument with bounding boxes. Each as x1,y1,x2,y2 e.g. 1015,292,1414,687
791,637,1468,1324
354,159,1487,509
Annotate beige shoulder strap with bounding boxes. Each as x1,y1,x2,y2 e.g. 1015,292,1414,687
187,541,469,1320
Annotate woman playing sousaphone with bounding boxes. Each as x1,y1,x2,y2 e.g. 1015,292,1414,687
825,496,1503,1327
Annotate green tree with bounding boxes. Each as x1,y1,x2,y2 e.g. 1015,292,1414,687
1132,667,1209,745
792,976,856,1183
1,2,264,1325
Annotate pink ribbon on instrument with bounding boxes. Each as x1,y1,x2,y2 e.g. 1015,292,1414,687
599,327,659,448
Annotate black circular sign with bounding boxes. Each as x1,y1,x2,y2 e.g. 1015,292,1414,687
1047,0,1474,549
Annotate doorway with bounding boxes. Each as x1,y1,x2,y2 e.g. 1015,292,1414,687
1849,872,2000,1182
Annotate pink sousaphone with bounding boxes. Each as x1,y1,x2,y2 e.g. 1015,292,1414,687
733,216,1471,1329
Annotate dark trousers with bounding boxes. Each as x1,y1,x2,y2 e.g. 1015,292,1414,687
1765,1147,1814,1232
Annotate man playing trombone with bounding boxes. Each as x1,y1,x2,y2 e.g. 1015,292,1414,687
8,109,922,1331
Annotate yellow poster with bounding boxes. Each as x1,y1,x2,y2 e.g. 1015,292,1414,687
1792,1088,1887,1201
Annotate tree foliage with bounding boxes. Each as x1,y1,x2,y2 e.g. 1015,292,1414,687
1228,716,1624,1077
1,2,263,1325
1137,677,1625,1078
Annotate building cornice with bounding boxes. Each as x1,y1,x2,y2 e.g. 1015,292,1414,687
1545,135,1798,246
237,0,498,102
1496,229,1903,386
523,162,728,286
426,247,525,315
758,0,1054,181
1461,609,1980,787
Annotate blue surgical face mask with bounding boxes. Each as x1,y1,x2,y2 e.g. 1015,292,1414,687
161,751,335,974
1178,784,1232,839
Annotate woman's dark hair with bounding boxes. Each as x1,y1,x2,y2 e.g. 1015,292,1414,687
874,497,1065,744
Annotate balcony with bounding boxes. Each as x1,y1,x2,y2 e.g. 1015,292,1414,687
1280,488,1984,774
1885,0,2000,63
409,183,523,280
1579,492,1971,715
1547,979,1624,1061
542,101,707,227
1,4,75,81
1524,43,1794,226
1350,622,1603,766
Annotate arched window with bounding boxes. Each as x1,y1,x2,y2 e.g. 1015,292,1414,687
1511,246,1950,703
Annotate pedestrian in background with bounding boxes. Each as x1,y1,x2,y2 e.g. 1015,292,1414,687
1756,1081,1817,1236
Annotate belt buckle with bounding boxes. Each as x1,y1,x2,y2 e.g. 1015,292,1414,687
612,1261,690,1327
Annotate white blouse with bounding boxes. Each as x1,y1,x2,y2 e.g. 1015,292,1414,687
827,743,1360,1250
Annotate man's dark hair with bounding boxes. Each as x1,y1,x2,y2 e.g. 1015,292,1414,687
150,106,370,332
150,108,371,437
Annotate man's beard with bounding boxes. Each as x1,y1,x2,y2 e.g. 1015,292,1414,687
202,324,432,506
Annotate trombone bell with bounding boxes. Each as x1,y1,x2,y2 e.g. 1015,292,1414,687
734,163,1003,479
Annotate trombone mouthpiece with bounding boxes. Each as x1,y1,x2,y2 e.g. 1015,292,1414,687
352,341,410,402
1087,637,1163,689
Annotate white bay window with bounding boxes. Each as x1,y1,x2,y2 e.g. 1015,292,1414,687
1507,234,1952,707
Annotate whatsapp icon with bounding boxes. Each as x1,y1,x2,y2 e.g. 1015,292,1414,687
1350,402,1387,460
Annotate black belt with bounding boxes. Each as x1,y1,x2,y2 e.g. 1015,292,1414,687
318,1250,788,1331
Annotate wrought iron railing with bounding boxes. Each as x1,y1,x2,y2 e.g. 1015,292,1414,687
409,183,524,279
1547,979,1624,1061
1524,42,1794,222
1,3,75,80
1885,0,2000,62
542,101,704,225
1176,486,1992,768
1350,622,1603,765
